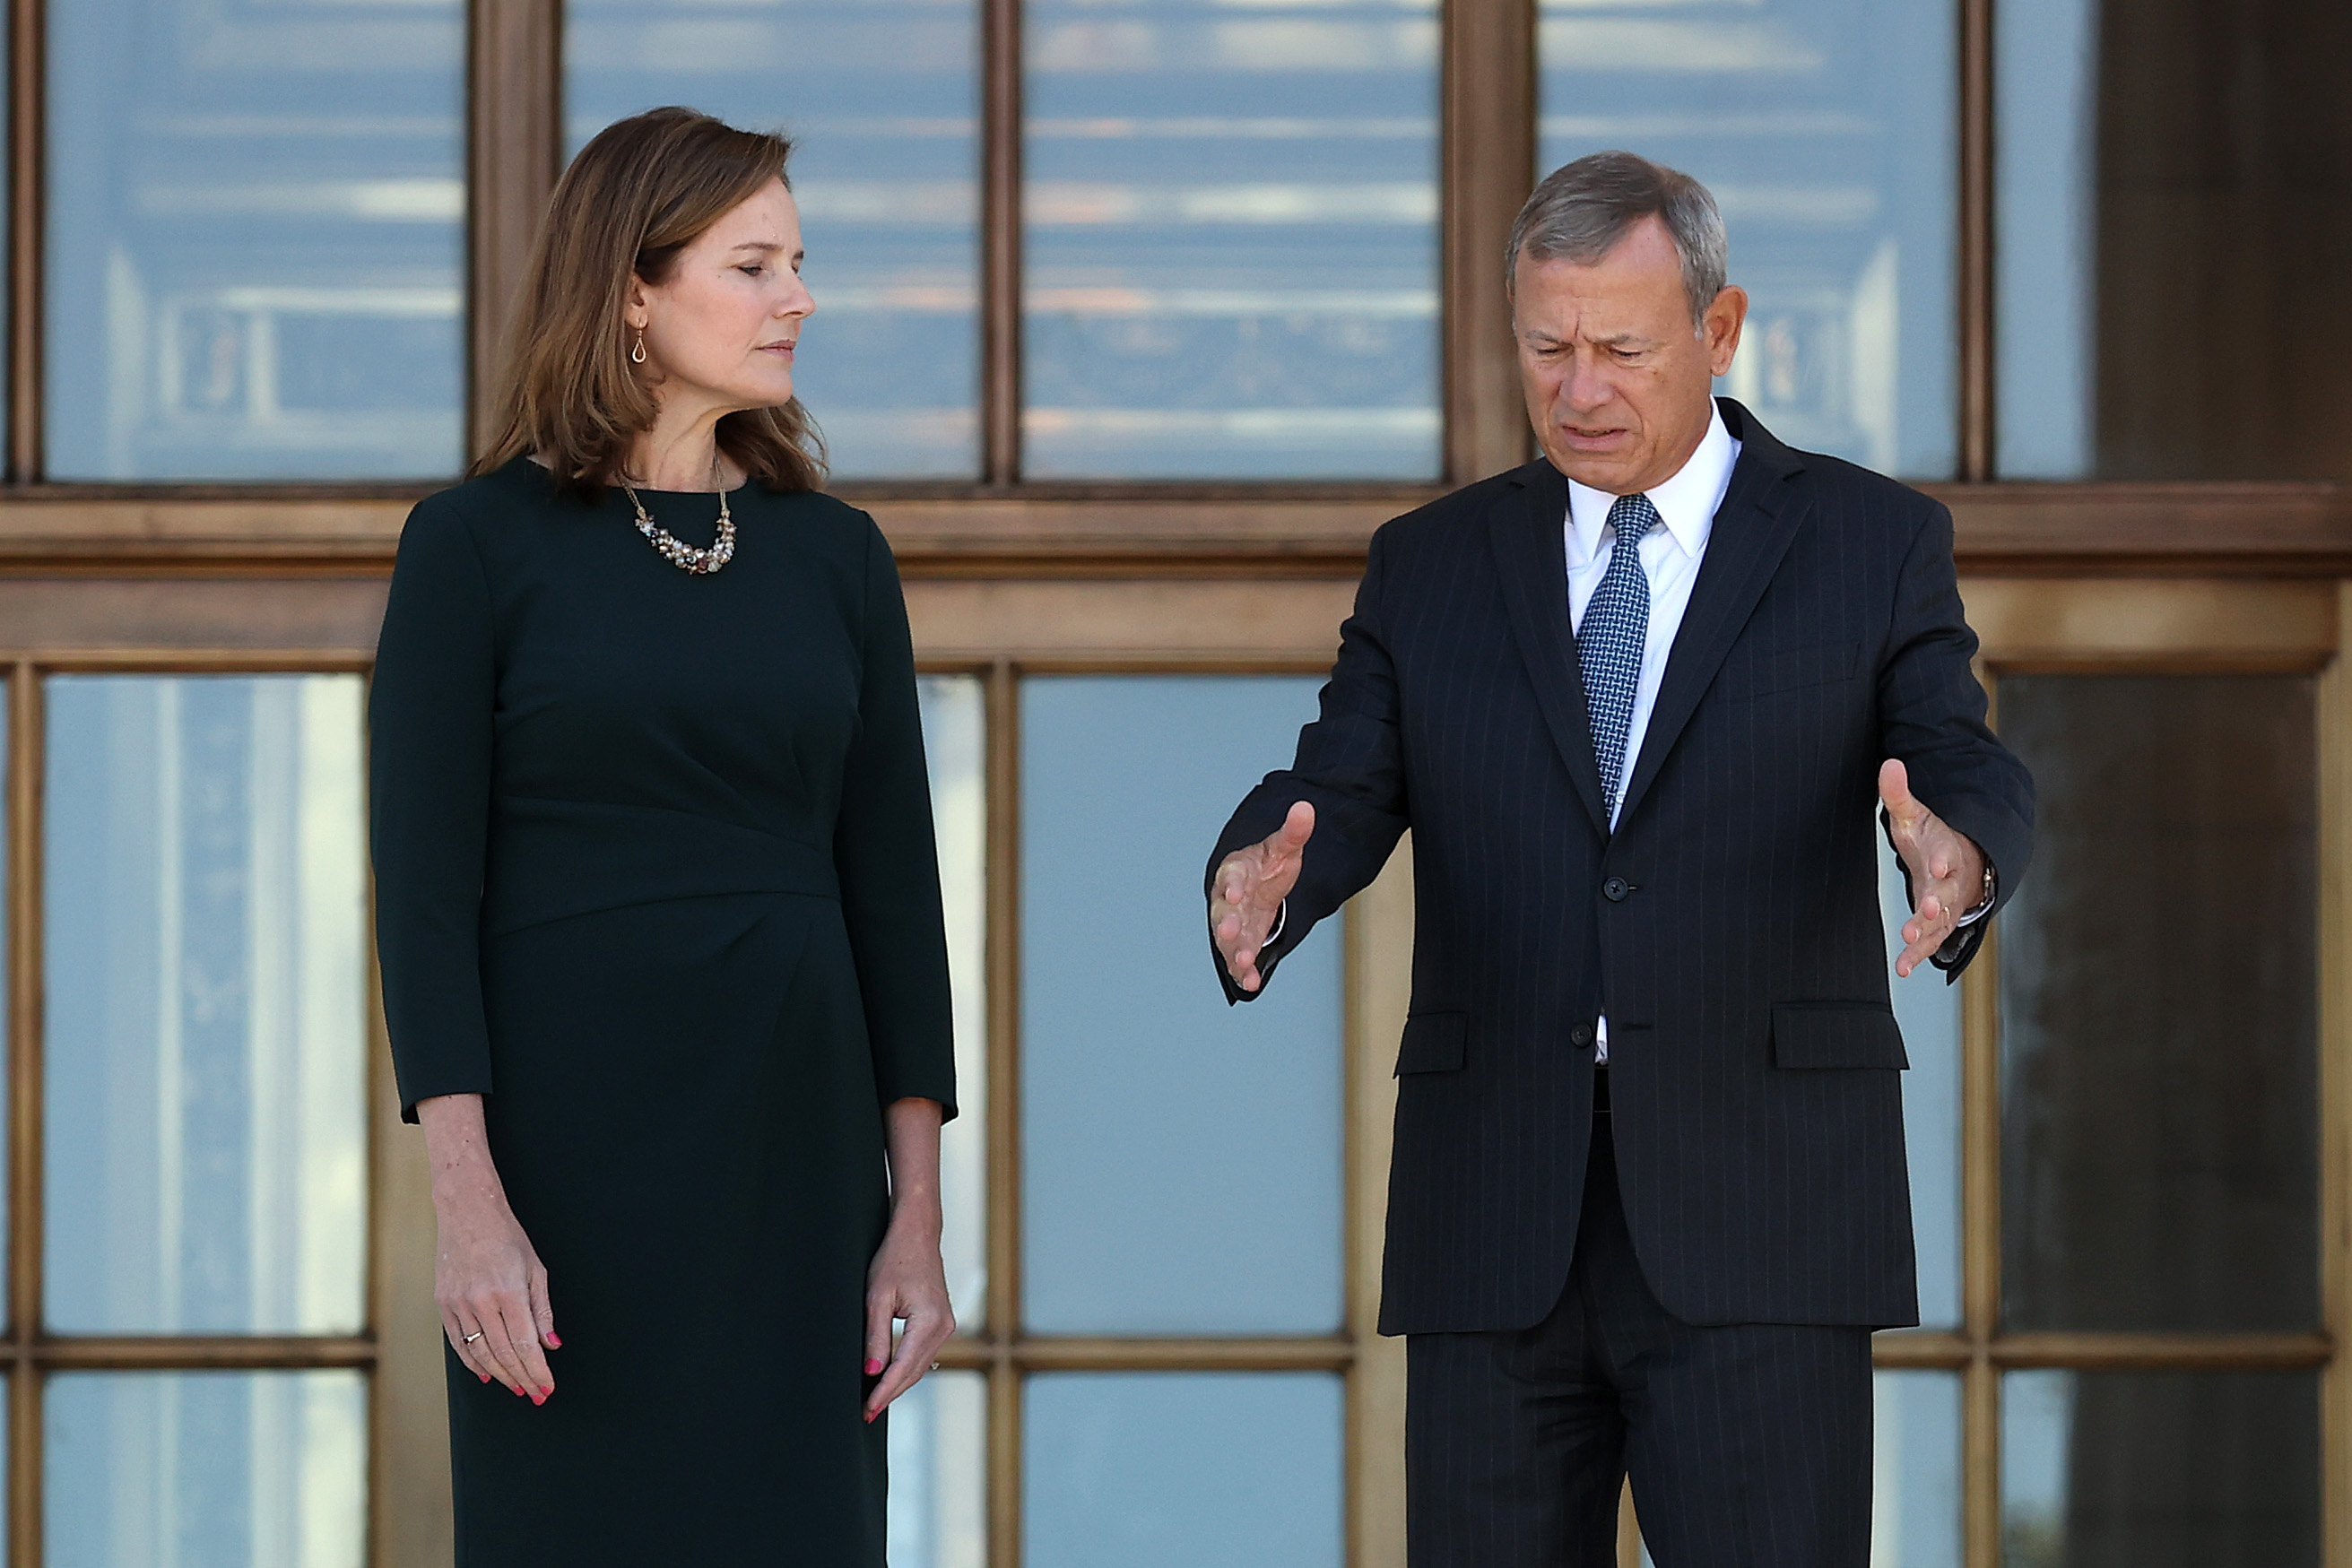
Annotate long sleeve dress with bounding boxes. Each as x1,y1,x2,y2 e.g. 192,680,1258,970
368,455,957,1566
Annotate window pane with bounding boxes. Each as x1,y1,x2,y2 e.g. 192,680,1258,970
887,1370,985,1568
1883,839,1958,1330
46,0,464,480
2001,1370,2318,1567
918,676,987,1329
45,676,369,1335
566,0,980,479
1025,1373,1342,1568
48,1370,367,1568
1998,676,2318,1332
1875,1371,1961,1568
1022,0,1440,479
1020,677,1341,1335
1540,0,1957,478
1995,0,2352,479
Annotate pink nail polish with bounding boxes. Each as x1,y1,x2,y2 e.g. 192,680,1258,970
478,1373,491,1384
540,1386,553,1397
864,1357,884,1375
546,1333,563,1348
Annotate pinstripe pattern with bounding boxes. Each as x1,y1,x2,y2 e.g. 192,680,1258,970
1206,399,2035,1336
1407,1118,1873,1568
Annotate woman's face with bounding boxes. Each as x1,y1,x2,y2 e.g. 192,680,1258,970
629,179,815,420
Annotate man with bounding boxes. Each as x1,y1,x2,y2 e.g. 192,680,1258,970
1205,152,2033,1566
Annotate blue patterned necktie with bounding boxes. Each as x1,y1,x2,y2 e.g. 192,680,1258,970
1576,492,1661,822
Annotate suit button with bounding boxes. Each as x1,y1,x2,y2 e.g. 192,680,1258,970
1569,1024,1595,1048
1602,876,1630,902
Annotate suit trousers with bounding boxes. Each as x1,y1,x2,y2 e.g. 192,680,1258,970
1404,1092,1874,1568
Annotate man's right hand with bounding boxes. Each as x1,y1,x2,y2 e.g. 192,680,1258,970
1211,801,1315,993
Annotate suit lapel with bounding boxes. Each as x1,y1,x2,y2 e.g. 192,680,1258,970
1614,404,1810,827
1488,460,1611,836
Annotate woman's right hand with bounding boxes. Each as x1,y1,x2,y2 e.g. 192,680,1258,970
416,1094,560,1404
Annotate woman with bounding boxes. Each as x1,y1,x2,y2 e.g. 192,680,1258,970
369,107,957,1564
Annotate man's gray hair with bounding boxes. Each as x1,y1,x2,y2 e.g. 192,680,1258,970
1506,151,1728,328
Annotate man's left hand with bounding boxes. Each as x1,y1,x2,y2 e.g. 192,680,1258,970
1879,758,1987,978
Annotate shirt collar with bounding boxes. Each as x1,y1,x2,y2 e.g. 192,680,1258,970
1564,401,1741,563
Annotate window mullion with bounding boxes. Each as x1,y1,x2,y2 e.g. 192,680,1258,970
9,661,40,1568
1440,0,1537,489
1958,0,1995,481
979,0,1022,488
7,0,45,482
466,0,564,463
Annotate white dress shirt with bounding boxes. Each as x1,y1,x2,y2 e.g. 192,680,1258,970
1568,406,1740,1062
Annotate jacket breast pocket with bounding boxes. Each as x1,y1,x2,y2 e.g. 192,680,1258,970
1394,1011,1466,1075
1771,1004,1908,1070
1715,640,1862,702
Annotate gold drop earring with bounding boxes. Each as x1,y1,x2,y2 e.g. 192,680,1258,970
630,330,647,365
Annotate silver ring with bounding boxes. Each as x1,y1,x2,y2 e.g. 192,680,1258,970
463,1331,483,1344
929,1362,941,1372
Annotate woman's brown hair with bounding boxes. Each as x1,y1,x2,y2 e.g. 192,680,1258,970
473,107,826,497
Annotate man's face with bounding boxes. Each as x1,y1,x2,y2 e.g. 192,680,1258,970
1512,215,1747,495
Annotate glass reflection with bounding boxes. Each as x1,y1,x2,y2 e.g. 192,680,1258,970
46,0,464,480
1023,0,1441,479
1025,1373,1344,1568
917,676,987,1329
48,1371,368,1568
886,1370,986,1568
1996,0,2352,479
1540,0,1957,478
1874,1372,1961,1568
1020,677,1342,1335
567,0,980,479
2001,1370,2318,1568
45,676,369,1335
1998,676,2318,1332
1882,836,1958,1329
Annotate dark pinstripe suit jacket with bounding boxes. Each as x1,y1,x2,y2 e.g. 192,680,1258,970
1209,399,2034,1336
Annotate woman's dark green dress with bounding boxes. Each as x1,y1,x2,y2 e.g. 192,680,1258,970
369,455,956,1566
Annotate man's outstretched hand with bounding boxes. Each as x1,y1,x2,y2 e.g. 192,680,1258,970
1880,758,1988,978
1211,801,1315,993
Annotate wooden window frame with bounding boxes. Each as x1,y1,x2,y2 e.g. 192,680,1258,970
0,4,2344,1568
0,645,445,1568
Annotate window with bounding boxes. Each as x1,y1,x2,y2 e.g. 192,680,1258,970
45,0,466,480
1,4,2347,1565
565,0,985,479
1995,0,2352,480
1539,0,1958,478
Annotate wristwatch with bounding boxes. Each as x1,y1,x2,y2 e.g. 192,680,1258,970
1957,859,1998,925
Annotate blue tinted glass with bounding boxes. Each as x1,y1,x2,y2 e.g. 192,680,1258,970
1882,839,1959,1329
567,0,980,478
45,676,369,1335
1023,0,1441,479
887,1370,985,1568
46,0,464,480
1540,0,1957,478
2002,1370,2319,1567
1994,0,2094,480
48,1371,367,1568
917,676,989,1328
1875,1372,1961,1568
1025,1373,1342,1568
1020,677,1342,1335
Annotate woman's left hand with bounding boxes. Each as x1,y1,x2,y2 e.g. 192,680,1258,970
864,1096,955,1423
864,1220,955,1422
